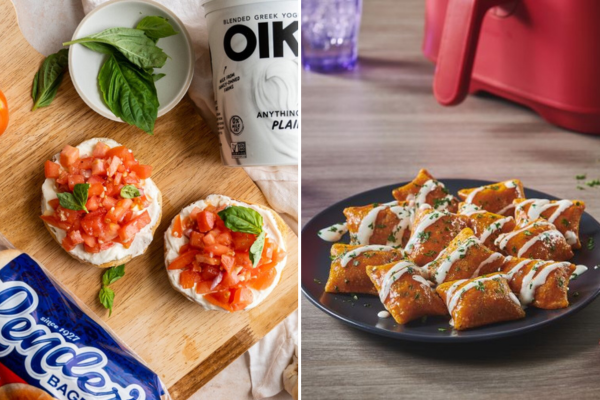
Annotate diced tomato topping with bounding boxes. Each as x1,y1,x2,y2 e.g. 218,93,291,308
195,281,213,294
68,230,84,245
45,161,61,179
68,175,85,191
190,231,205,249
102,196,118,209
60,145,79,167
197,210,215,232
107,146,135,162
89,182,104,197
41,215,71,231
78,157,94,170
48,198,60,210
172,215,183,238
232,232,256,251
204,244,232,257
107,157,121,177
231,288,254,311
180,270,200,289
196,254,220,266
220,254,235,274
86,196,101,211
91,159,107,176
168,250,201,270
87,175,105,185
107,199,132,223
117,210,151,242
62,236,77,252
234,252,253,269
92,142,111,158
249,265,278,290
131,164,152,179
81,233,96,247
81,209,107,237
201,265,220,280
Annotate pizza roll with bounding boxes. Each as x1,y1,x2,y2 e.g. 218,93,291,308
457,179,525,216
502,257,582,309
392,169,458,212
325,244,405,295
457,202,516,252
436,273,525,330
404,206,469,266
343,201,414,247
495,219,574,261
513,199,585,249
367,260,448,324
425,227,506,285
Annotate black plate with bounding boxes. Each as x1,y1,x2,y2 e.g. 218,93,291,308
301,179,600,342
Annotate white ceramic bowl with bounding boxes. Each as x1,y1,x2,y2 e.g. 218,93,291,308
68,0,195,122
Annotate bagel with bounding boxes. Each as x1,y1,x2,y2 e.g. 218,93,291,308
164,194,288,311
0,383,56,400
41,138,162,268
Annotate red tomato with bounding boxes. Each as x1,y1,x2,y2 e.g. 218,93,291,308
131,164,152,179
203,232,217,246
221,254,235,274
92,142,111,158
107,199,132,223
91,159,107,176
81,233,96,247
234,252,253,269
196,254,220,266
114,172,123,185
62,236,77,252
230,288,254,311
168,250,200,270
180,270,201,289
190,231,205,249
232,232,256,251
205,290,232,311
107,156,121,177
216,231,232,246
204,244,232,257
78,157,94,170
102,196,118,209
195,281,213,295
98,223,119,242
55,206,81,227
172,215,183,238
122,172,140,184
85,196,100,211
88,183,104,197
68,230,84,245
48,198,60,210
117,210,151,242
40,215,71,231
0,89,8,136
107,146,135,163
44,161,61,179
87,175,105,185
67,175,85,191
197,210,215,232
60,145,79,168
249,265,277,290
80,209,107,237
201,265,220,280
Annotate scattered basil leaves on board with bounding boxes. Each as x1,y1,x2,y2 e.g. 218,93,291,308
31,49,69,111
120,184,141,199
136,16,178,42
249,232,266,268
63,28,167,69
218,206,264,235
99,264,125,316
57,183,90,213
98,53,159,134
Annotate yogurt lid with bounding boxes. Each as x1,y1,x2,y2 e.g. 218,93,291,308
201,0,296,15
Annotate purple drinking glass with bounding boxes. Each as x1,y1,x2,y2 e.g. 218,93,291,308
301,0,363,72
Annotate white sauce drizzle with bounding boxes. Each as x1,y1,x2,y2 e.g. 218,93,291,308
409,180,454,210
497,203,516,215
458,203,486,216
354,202,414,246
339,245,397,268
445,274,519,314
379,261,421,303
465,186,485,204
318,222,348,242
429,236,481,284
517,229,564,257
564,230,578,246
514,261,570,305
378,311,391,318
480,217,513,243
517,199,573,225
571,264,588,280
495,221,554,251
471,252,504,278
405,210,448,251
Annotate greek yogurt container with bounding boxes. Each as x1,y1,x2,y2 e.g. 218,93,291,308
202,0,299,166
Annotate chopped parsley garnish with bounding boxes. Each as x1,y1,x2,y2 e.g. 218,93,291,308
561,218,570,227
328,226,338,232
438,328,447,332
313,278,322,284
363,303,371,308
588,237,595,251
586,179,600,188
424,250,437,257
576,174,586,180
418,231,431,243
387,233,397,243
523,230,532,236
476,281,485,292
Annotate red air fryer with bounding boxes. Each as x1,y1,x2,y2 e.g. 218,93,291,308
424,0,600,134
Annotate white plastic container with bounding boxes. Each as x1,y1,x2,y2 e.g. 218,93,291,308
202,0,299,166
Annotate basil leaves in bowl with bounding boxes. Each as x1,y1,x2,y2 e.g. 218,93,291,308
67,0,194,134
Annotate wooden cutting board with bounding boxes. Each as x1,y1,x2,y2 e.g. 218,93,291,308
0,0,298,397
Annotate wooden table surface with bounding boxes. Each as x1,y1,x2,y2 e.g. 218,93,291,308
301,1,600,399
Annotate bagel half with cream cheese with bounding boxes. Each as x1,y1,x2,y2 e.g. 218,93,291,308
164,194,287,312
40,138,162,268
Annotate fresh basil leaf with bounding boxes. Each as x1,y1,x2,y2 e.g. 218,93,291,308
81,41,115,55
31,49,69,111
218,206,264,235
98,53,158,134
99,286,115,316
73,183,90,213
120,184,141,199
152,73,166,82
56,192,81,211
136,16,178,42
249,231,266,268
103,264,126,287
64,28,168,69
